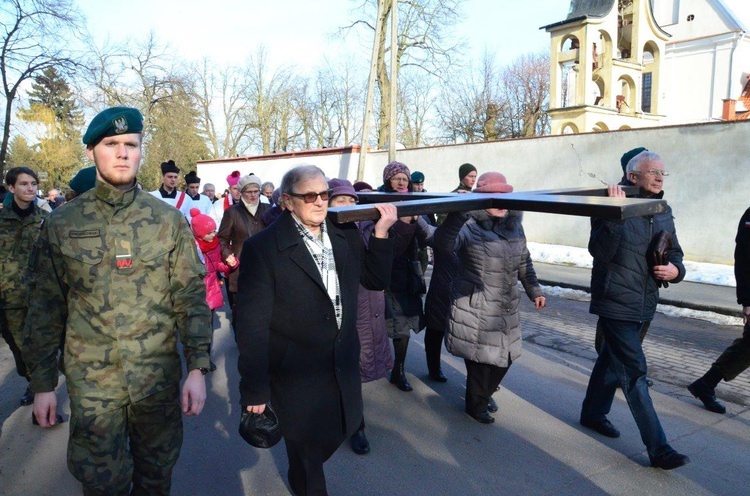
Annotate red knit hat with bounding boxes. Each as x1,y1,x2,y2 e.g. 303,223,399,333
190,208,216,237
474,172,513,193
226,170,241,186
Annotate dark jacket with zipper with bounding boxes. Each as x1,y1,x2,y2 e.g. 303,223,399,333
588,190,685,322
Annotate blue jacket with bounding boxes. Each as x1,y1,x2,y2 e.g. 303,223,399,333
589,191,685,322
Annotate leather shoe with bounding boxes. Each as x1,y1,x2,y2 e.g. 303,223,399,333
32,412,64,426
428,370,448,383
645,377,654,388
687,381,726,414
466,409,495,424
350,429,370,455
390,369,413,392
580,417,620,438
20,387,35,406
650,450,691,470
487,397,498,413
209,361,217,372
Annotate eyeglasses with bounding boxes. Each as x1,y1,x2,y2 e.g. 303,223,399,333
632,169,669,177
288,190,331,203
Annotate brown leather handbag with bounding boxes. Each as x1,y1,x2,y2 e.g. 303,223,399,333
647,230,672,288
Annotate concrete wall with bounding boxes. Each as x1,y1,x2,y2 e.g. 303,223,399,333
198,120,750,264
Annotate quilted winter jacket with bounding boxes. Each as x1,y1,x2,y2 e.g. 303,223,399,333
201,243,237,311
436,210,543,367
588,191,685,322
356,222,393,382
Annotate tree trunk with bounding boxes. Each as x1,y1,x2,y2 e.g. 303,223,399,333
376,0,392,149
1,92,16,168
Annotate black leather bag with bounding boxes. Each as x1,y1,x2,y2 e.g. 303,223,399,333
239,405,281,449
647,230,672,289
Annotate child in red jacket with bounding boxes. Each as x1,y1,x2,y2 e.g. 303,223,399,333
190,208,238,370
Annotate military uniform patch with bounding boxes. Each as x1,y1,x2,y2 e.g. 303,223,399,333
70,230,100,238
115,239,133,269
113,116,128,134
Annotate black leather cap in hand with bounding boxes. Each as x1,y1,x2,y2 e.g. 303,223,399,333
239,406,281,449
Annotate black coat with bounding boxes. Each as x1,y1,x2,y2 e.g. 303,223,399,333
588,191,685,322
236,211,394,446
735,207,750,306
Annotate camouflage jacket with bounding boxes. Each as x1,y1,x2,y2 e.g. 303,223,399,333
23,181,211,412
0,203,47,309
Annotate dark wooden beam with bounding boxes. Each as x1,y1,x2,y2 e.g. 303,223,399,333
328,189,666,223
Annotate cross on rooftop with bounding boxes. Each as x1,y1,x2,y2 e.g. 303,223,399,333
327,186,665,223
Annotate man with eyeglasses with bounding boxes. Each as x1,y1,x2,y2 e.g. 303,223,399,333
217,174,270,330
580,150,691,470
594,148,655,388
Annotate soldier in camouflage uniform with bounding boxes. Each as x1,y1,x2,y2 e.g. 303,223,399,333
23,107,212,496
0,167,48,408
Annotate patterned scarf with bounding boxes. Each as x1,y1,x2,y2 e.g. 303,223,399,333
292,215,342,328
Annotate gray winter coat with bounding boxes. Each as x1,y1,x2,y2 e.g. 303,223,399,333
435,210,543,367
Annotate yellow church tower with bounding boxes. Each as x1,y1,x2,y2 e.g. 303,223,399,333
543,0,670,134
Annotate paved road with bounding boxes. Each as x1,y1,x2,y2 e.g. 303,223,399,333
1,290,749,495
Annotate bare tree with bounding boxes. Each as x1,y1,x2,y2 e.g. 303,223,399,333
0,0,83,166
79,34,211,185
244,47,296,154
398,69,436,147
191,60,255,158
435,52,508,143
499,52,550,137
345,0,464,148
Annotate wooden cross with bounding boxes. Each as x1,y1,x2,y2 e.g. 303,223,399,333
327,186,665,223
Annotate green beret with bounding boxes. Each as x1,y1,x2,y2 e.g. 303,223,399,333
411,171,425,183
82,107,143,145
69,166,97,194
620,147,647,172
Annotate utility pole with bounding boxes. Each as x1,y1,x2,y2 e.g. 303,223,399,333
388,0,398,162
357,0,399,180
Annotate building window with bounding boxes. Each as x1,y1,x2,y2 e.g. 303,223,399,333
642,72,652,113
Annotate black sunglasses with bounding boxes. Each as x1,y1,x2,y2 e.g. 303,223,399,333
288,190,331,203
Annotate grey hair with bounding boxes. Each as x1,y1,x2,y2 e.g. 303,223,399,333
261,181,275,190
280,165,326,196
202,183,215,190
626,151,662,173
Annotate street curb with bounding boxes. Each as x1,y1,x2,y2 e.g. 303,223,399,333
538,279,739,318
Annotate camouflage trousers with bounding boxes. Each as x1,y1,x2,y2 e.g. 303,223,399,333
68,386,183,496
0,308,29,379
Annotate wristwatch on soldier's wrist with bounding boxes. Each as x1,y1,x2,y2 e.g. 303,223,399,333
197,367,209,375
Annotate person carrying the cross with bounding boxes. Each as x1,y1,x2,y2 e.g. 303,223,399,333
379,161,436,392
435,171,545,423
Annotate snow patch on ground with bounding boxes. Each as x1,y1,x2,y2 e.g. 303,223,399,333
541,285,743,327
529,242,735,287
